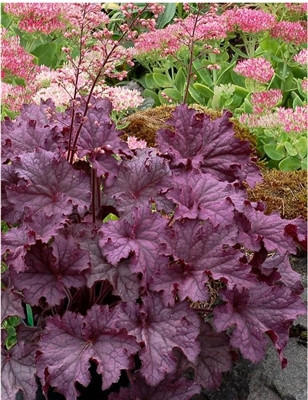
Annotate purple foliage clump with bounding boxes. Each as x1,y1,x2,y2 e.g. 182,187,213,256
1,99,306,400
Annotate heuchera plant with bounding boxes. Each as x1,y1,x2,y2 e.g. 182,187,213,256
1,96,307,399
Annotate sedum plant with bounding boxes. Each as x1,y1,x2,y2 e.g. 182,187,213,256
1,98,307,399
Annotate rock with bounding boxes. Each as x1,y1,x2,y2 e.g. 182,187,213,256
247,337,307,400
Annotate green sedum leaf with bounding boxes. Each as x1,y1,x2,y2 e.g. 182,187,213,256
279,156,302,171
193,83,213,99
263,143,286,161
152,72,172,88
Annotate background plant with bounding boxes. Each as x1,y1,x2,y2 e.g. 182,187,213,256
130,3,307,170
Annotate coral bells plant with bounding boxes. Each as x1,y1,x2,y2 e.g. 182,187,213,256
1,98,307,399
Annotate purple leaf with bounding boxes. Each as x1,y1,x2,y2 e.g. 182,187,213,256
104,148,173,214
109,373,200,400
10,234,90,306
1,326,38,400
77,104,128,157
165,170,245,225
99,205,169,275
2,227,36,273
213,283,307,366
71,224,140,301
157,219,254,303
193,323,233,390
37,305,139,398
1,164,24,224
1,287,25,322
89,150,119,181
285,217,307,251
235,203,297,254
22,211,65,243
156,105,261,185
7,149,91,216
1,110,58,161
260,254,303,294
117,293,200,385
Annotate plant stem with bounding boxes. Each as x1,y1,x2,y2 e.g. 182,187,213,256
68,4,150,164
182,6,201,104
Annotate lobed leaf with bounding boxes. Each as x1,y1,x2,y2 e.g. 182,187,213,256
1,326,39,400
156,104,261,186
213,283,307,366
99,205,169,275
37,305,139,398
7,149,91,217
104,148,173,215
117,293,201,386
10,234,90,306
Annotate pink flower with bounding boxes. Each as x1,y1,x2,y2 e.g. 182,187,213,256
1,82,37,112
240,106,308,133
271,21,307,45
277,106,308,133
301,78,308,93
64,3,109,32
133,24,182,57
180,13,228,41
100,86,144,112
133,11,228,58
285,3,308,15
294,49,308,65
4,3,66,34
1,30,39,82
127,136,147,150
234,57,275,84
223,7,276,33
251,90,283,114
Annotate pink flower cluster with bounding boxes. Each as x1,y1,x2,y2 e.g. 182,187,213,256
100,86,144,112
31,66,144,112
271,21,307,45
251,89,283,114
285,3,308,15
179,13,228,41
234,57,275,84
4,3,66,34
223,7,276,33
64,3,108,33
294,49,308,65
134,10,228,58
301,78,308,93
127,136,147,150
133,24,182,57
1,29,39,81
240,106,308,133
1,83,35,112
277,106,308,133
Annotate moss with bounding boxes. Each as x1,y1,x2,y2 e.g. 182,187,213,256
247,169,307,220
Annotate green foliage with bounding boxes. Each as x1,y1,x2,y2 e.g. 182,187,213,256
257,129,307,171
1,316,20,350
